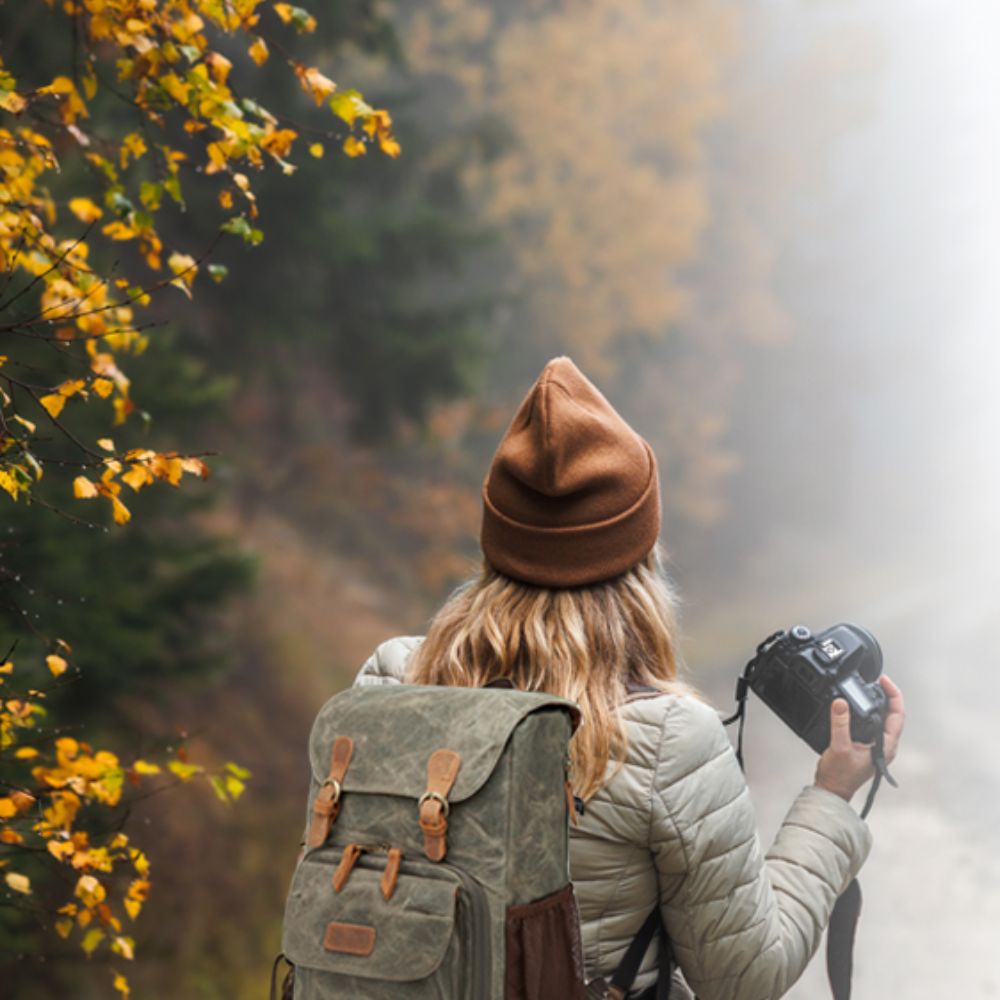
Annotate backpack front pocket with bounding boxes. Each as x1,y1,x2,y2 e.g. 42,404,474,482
283,848,490,999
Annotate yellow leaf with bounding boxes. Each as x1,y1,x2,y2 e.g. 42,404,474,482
0,829,24,845
81,927,105,955
92,378,115,398
273,2,295,22
0,798,15,818
73,476,98,499
102,220,137,242
68,198,103,224
46,655,68,677
39,394,66,419
248,37,269,66
14,747,37,759
111,935,135,960
126,879,151,902
0,470,19,499
205,51,232,85
9,791,34,814
295,65,336,106
0,661,12,674
167,252,198,297
5,872,30,895
38,76,74,96
329,90,370,126
119,132,147,170
121,464,153,492
58,379,87,398
179,457,210,479
167,759,202,780
109,494,131,525
0,91,27,115
55,917,74,939
113,972,131,997
123,898,142,920
76,874,106,906
342,135,366,158
97,438,115,452
309,143,324,159
47,839,76,862
82,67,97,101
224,774,246,800
131,760,160,775
159,73,190,105
131,850,150,877
378,135,402,158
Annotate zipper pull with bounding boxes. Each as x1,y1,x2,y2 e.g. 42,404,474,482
380,848,403,901
332,843,362,893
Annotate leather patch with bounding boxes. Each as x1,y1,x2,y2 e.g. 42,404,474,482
323,921,375,957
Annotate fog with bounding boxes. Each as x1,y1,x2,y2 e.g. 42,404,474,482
682,3,1000,995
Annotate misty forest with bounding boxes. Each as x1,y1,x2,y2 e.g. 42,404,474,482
0,1,996,998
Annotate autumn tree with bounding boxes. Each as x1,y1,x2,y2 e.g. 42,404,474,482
0,1,398,994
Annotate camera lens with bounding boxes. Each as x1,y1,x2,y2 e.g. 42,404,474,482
790,625,812,641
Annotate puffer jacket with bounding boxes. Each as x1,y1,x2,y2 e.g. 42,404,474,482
353,636,872,1000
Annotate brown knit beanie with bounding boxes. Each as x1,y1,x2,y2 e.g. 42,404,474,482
480,356,661,587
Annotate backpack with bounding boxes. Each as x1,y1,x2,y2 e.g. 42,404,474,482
273,682,588,999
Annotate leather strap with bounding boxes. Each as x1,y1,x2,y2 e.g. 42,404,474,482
418,749,461,862
331,843,362,893
380,847,402,901
827,878,862,1000
307,736,354,848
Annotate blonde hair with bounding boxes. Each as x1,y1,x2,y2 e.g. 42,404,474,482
405,546,689,800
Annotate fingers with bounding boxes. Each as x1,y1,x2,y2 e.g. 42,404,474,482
829,698,853,752
879,674,905,758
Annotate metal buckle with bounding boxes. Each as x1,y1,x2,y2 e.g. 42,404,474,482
417,790,450,817
321,778,342,805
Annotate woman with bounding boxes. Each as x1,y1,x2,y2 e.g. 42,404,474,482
353,356,905,1000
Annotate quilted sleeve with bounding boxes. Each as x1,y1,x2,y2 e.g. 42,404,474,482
351,635,422,687
650,695,872,1000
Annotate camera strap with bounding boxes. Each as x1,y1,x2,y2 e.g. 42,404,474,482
721,630,780,770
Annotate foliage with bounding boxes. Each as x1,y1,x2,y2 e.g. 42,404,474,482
0,1,399,992
0,649,249,997
0,0,398,524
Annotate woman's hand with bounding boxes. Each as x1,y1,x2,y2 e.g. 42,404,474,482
814,674,905,803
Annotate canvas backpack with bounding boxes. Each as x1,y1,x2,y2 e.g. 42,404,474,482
273,682,588,1000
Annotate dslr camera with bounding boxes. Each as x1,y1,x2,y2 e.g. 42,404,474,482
744,622,888,754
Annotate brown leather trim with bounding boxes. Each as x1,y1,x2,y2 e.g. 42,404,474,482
331,843,362,893
380,847,402,901
418,749,461,862
323,921,375,957
306,736,354,848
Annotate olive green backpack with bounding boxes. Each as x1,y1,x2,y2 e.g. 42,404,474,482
272,683,587,1000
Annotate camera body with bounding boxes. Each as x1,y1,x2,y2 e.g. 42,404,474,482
747,623,887,754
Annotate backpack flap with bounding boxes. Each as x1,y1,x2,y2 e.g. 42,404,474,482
307,685,580,808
